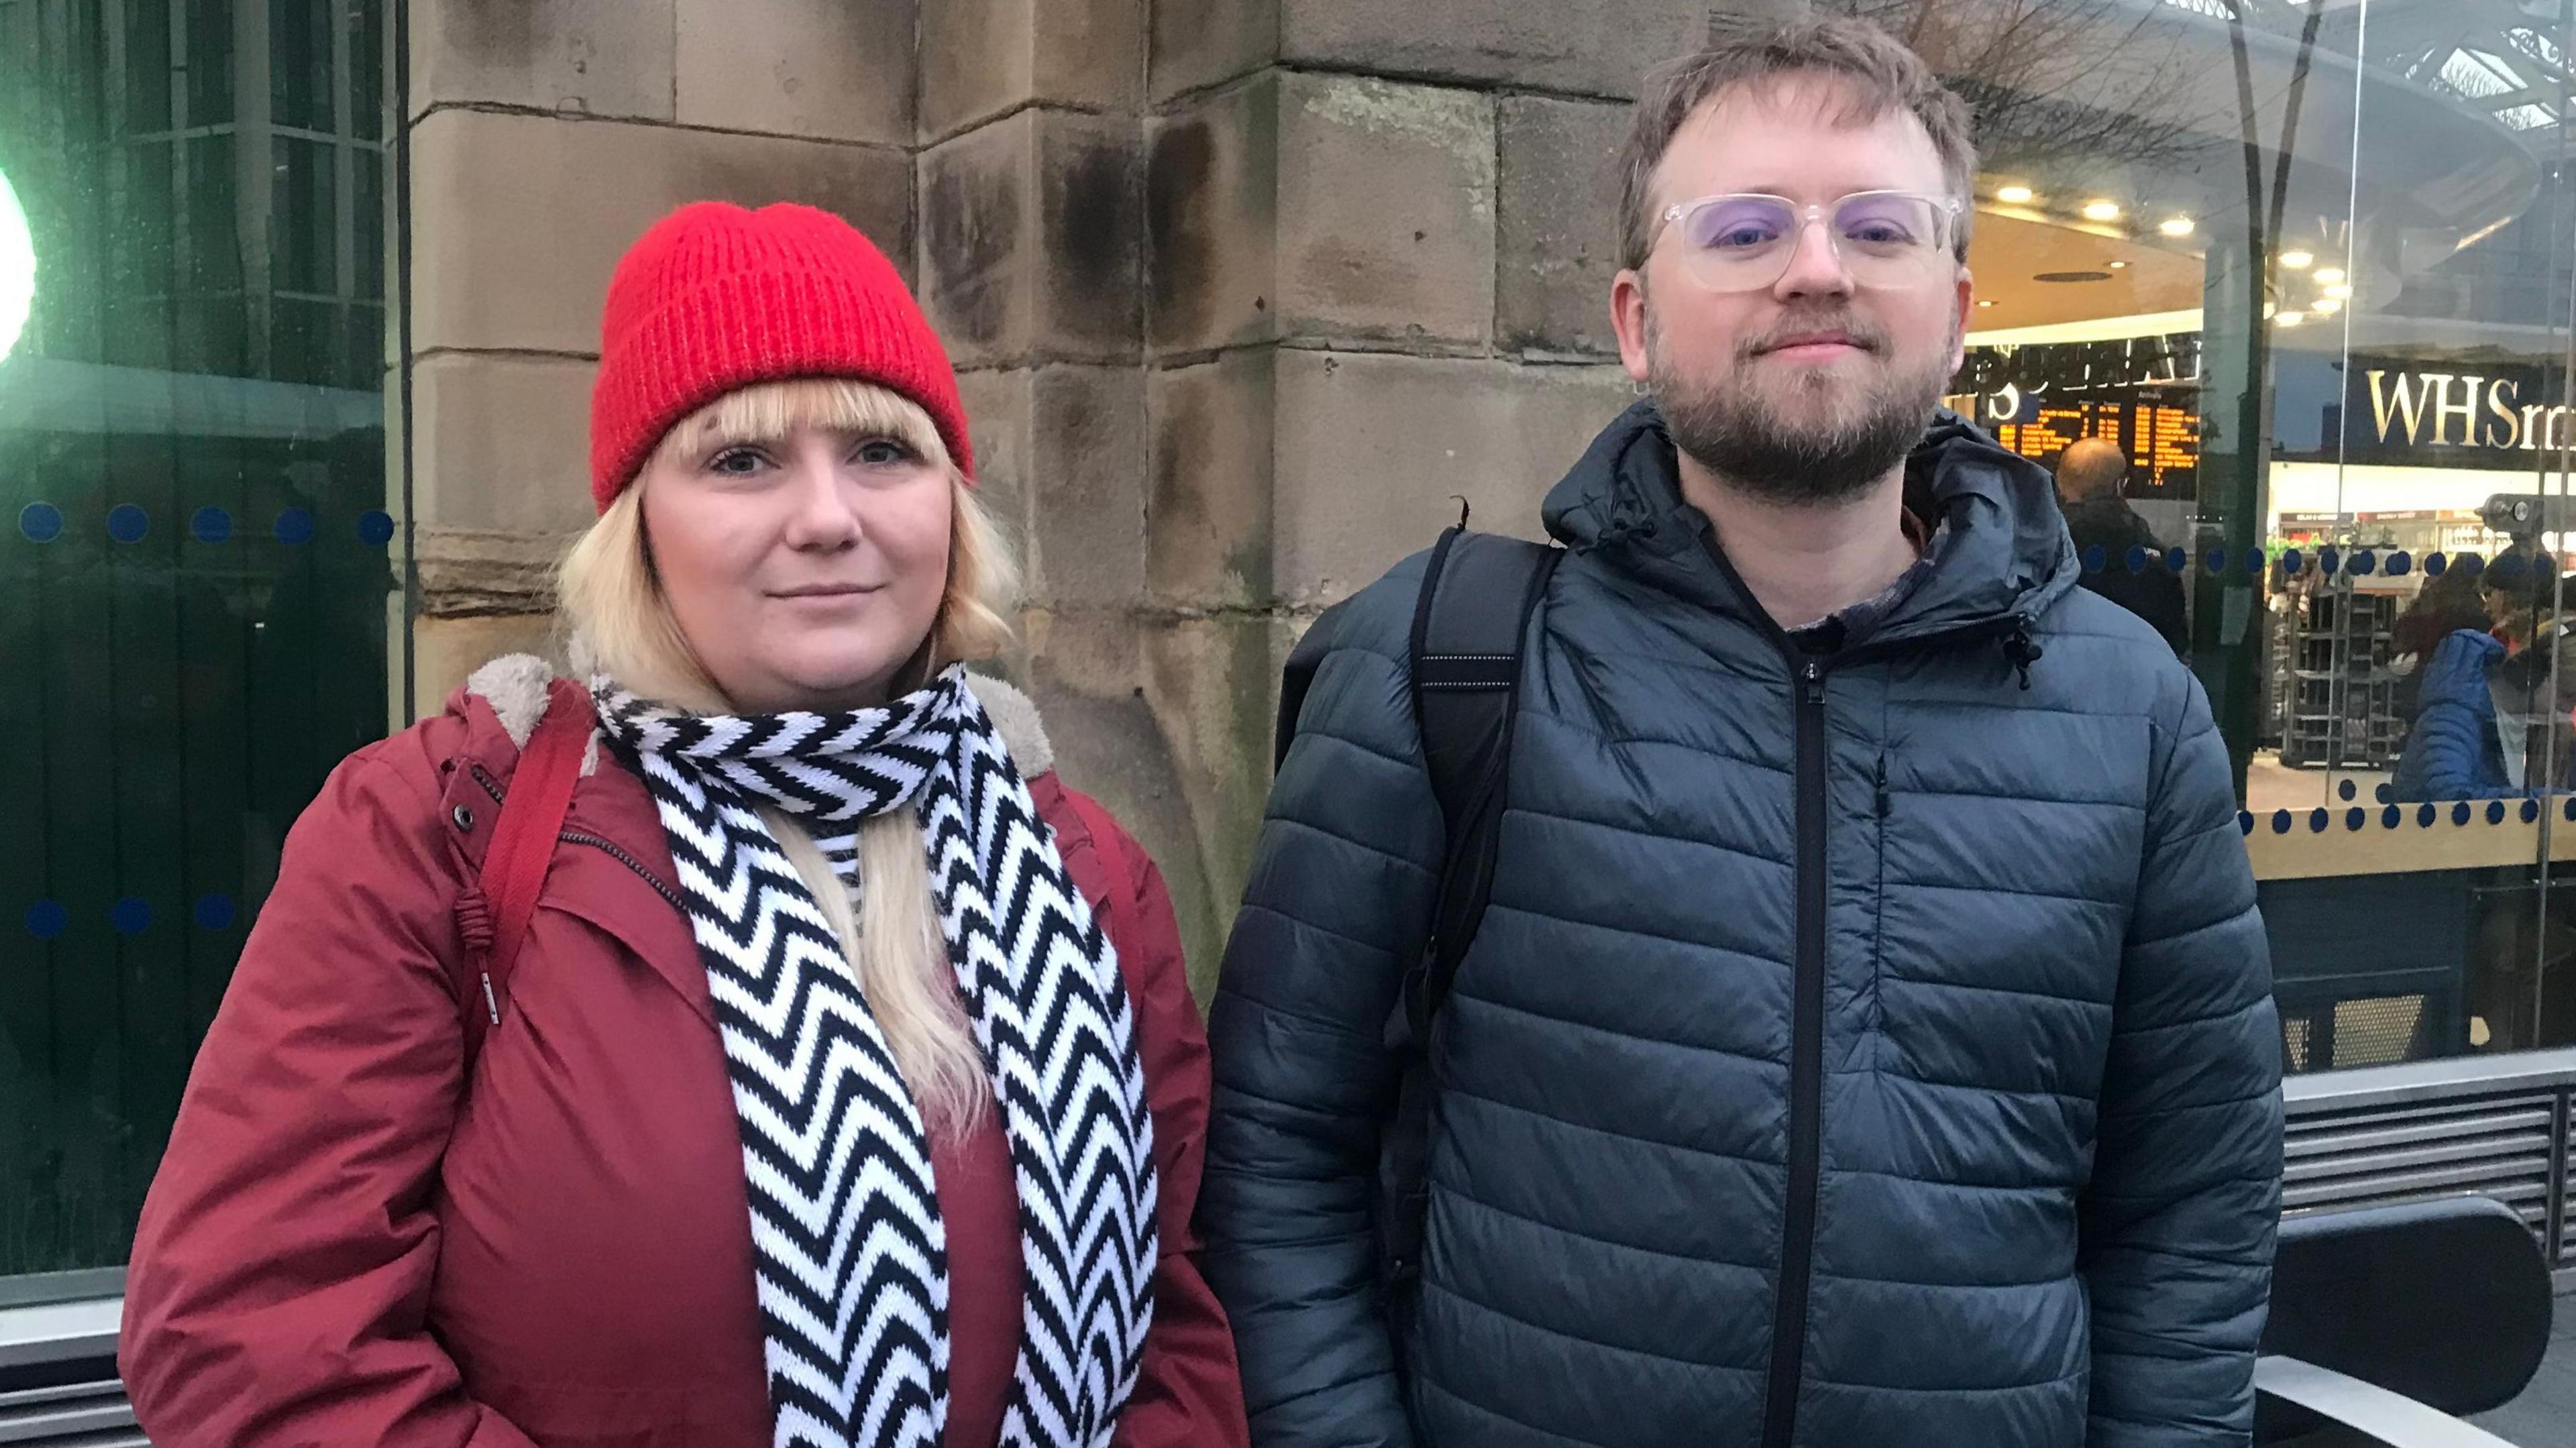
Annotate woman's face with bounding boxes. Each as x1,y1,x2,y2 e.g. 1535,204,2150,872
639,416,953,716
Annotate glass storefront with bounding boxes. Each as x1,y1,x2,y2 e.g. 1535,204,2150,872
1907,0,2576,1072
0,0,397,1286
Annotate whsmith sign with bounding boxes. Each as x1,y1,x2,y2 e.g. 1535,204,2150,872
2336,358,2575,463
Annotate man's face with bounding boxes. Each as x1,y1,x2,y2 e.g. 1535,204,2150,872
1611,78,1974,506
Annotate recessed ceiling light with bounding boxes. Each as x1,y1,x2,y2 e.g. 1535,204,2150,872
1996,184,2035,204
2282,249,2314,270
2277,311,2306,328
2322,282,2353,300
2314,266,2347,285
1977,299,1997,308
2107,260,2129,270
2311,296,2343,314
2081,200,2122,222
2158,215,2195,237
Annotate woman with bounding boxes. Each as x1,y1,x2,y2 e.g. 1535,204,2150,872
119,202,1248,1448
2392,550,2569,801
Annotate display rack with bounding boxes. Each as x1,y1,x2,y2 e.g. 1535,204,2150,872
2275,569,2409,770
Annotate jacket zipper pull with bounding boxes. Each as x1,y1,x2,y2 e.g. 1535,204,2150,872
480,970,500,1025
1801,658,1827,705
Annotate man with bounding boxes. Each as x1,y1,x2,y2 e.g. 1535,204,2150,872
2057,436,2191,652
1202,16,2281,1448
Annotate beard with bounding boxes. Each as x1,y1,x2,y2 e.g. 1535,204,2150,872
1649,304,1954,508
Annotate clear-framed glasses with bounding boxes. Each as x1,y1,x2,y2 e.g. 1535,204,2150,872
1656,190,1964,292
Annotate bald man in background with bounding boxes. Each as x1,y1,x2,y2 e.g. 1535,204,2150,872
2057,437,2189,653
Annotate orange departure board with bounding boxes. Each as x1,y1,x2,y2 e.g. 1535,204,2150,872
1996,400,2200,496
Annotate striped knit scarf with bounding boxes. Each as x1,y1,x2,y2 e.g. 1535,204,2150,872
592,665,1157,1448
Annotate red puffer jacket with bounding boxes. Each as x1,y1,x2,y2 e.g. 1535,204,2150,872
119,661,1247,1448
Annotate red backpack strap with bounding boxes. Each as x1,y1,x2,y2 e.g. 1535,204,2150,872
463,675,592,1060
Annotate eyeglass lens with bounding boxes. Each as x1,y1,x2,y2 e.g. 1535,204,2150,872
1674,192,1949,290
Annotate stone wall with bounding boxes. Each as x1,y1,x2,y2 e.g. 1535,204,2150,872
403,0,1746,991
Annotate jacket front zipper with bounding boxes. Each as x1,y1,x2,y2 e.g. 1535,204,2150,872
1760,654,1831,1448
464,759,687,911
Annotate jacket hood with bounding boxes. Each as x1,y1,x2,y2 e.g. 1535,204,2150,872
2419,627,2507,708
1540,399,2079,649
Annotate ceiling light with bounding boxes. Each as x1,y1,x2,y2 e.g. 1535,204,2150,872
2158,215,2195,237
2322,282,2353,299
2081,200,2122,222
2314,266,2346,285
2282,249,2314,269
2107,260,2129,270
1977,299,1996,308
1995,184,2035,204
2311,296,2343,314
2277,311,2306,328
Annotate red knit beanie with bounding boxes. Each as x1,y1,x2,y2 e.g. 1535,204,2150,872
588,201,973,512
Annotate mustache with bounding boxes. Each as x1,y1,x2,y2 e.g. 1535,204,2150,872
1739,313,1889,358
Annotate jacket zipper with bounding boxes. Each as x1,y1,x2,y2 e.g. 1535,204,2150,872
464,761,686,911
1760,654,1831,1448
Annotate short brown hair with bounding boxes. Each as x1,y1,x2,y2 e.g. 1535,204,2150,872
1616,15,1978,274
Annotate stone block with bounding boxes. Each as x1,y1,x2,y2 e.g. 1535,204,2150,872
1148,73,1494,355
1147,347,1274,610
411,0,676,121
412,614,559,722
919,110,1144,368
957,366,1148,608
1497,95,1629,357
411,109,911,355
1148,0,1279,103
1142,612,1302,986
1275,73,1493,347
1271,350,1631,604
413,352,600,537
1279,0,1706,99
955,368,1036,558
922,0,1144,142
1146,73,1279,355
415,526,576,618
676,0,913,144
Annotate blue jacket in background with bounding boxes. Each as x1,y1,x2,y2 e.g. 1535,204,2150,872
2392,630,2510,801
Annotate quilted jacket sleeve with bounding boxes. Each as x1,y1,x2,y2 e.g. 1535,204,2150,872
2078,670,2284,1447
2392,630,2507,802
1202,565,1444,1448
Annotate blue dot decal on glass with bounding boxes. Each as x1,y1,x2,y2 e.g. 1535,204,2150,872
2382,805,2402,830
2496,552,2529,583
107,504,148,543
2338,779,2356,801
2349,550,2377,576
2459,552,2487,577
2565,796,2576,823
2272,810,2294,835
2455,801,2475,826
2282,549,2304,577
2309,807,2330,834
2125,545,2149,575
17,502,61,542
2487,799,2509,825
357,509,395,547
274,506,316,545
111,896,151,934
2206,547,2228,574
2164,547,2187,574
2387,551,2412,576
2239,811,2255,836
2524,799,2542,824
2082,544,2106,575
2375,783,2394,804
2245,548,2266,576
2318,547,2342,577
24,899,66,939
193,893,236,932
2419,803,2438,828
191,506,231,543
2346,807,2366,831
2426,552,2449,576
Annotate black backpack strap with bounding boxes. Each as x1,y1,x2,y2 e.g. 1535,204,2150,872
1378,527,1561,1321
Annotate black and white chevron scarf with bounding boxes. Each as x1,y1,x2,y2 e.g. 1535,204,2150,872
592,665,1157,1448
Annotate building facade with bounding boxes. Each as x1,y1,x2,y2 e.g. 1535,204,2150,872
8,0,2576,1421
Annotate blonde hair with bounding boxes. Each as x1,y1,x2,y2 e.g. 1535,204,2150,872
558,378,1019,1139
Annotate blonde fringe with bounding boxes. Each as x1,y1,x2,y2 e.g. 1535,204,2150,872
557,378,1020,1139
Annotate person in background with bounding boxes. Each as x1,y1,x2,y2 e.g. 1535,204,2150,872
2055,435,2190,652
2390,565,2493,732
119,201,1248,1448
2392,549,2571,801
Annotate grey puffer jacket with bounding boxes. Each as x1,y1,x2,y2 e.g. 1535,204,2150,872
1203,402,2283,1448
